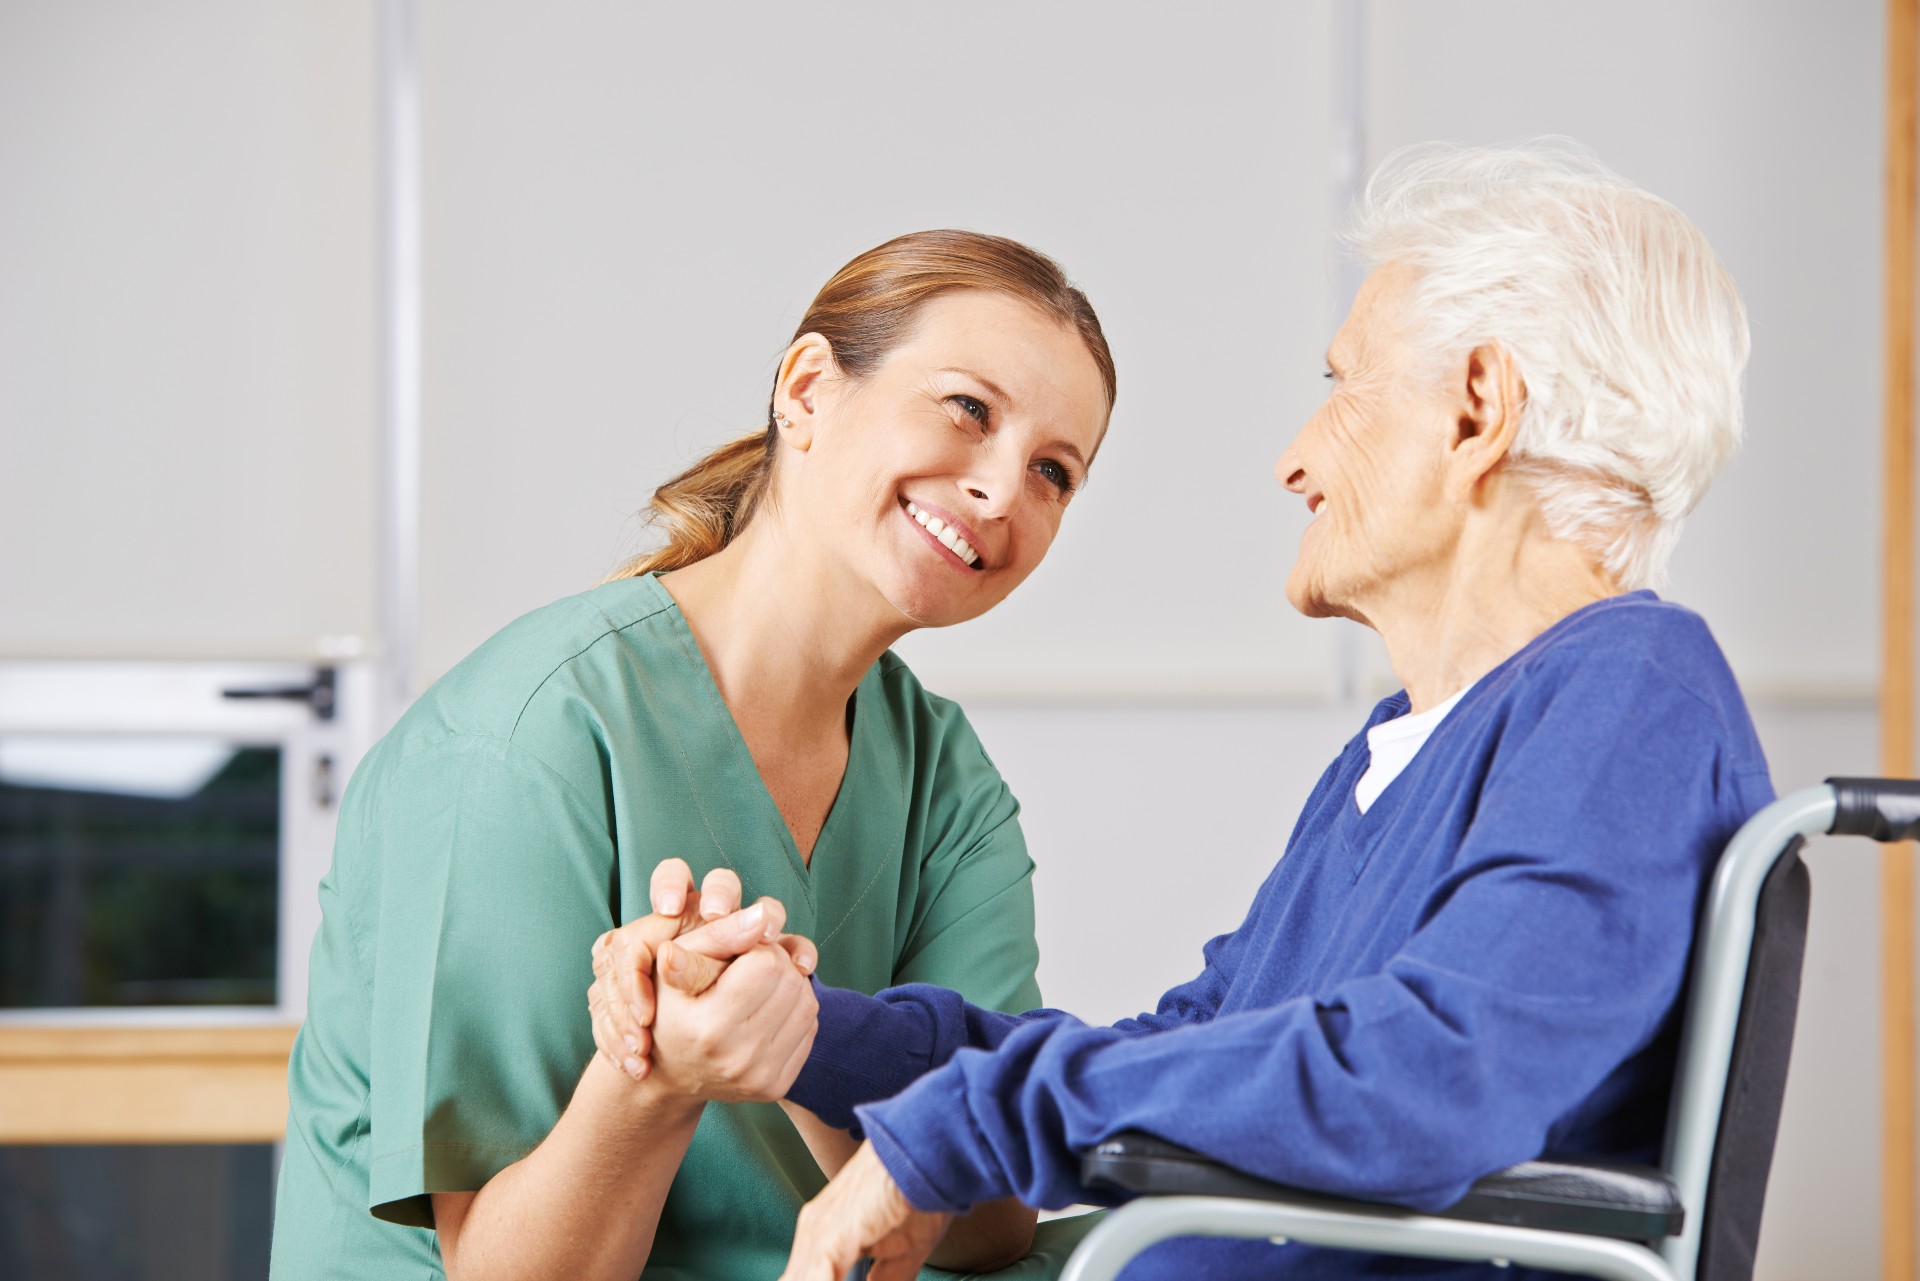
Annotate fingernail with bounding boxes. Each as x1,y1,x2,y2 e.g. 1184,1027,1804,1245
622,1056,644,1078
624,1035,640,1054
737,902,766,934
659,890,684,915
798,953,815,975
629,1002,645,1022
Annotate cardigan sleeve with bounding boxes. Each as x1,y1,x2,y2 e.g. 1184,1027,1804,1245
855,647,1765,1214
787,908,1248,1131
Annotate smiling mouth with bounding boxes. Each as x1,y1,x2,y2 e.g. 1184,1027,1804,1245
903,499,982,569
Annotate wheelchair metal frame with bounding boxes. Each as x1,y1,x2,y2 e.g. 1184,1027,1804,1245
1059,783,1849,1281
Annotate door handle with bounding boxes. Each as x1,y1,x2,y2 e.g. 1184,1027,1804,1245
221,666,336,721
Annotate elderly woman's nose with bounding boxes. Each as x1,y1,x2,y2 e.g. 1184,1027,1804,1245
1274,446,1309,492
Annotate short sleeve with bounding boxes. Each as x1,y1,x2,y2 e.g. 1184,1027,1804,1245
892,716,1041,1016
361,736,614,1226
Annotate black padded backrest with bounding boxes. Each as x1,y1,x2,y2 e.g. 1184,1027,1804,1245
1696,836,1811,1281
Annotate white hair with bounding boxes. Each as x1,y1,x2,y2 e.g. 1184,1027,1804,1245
1344,140,1751,590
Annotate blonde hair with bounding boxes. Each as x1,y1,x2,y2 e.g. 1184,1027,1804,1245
607,229,1114,580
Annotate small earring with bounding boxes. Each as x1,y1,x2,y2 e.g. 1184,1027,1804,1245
773,410,792,431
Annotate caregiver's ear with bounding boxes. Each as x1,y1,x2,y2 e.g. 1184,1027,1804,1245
772,333,837,453
1449,340,1525,493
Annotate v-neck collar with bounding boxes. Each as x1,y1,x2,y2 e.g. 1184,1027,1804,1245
1342,588,1660,834
637,572,890,918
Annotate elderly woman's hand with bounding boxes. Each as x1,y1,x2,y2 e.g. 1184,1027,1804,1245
778,1141,952,1281
587,859,816,1082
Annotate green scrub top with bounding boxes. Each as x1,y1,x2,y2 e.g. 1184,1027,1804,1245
270,574,1044,1280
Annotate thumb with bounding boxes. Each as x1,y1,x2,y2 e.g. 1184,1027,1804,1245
658,939,728,997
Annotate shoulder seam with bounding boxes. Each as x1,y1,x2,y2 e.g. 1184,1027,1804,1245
504,595,677,743
386,729,613,840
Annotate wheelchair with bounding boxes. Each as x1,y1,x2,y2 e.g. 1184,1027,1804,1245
1055,778,1918,1281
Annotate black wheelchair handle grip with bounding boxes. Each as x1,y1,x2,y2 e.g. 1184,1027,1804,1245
1826,776,1920,842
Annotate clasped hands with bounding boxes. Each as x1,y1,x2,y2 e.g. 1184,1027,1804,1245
587,858,819,1102
587,859,959,1281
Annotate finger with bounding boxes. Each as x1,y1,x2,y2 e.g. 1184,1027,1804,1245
649,858,695,917
608,936,655,1027
777,1227,858,1281
776,932,818,977
770,1000,820,1095
588,979,650,1080
670,899,783,967
657,938,729,998
587,981,622,1068
613,917,683,1026
699,867,744,920
597,966,650,1078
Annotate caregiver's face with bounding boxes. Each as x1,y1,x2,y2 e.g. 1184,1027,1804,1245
803,289,1109,629
1275,262,1456,624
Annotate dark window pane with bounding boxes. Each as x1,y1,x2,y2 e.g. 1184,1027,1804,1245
0,1144,273,1281
0,740,280,1008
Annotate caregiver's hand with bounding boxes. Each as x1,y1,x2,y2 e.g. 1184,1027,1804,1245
779,1141,953,1281
588,860,816,1082
649,937,821,1103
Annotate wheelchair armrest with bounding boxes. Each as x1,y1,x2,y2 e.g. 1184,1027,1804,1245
1080,1132,1683,1243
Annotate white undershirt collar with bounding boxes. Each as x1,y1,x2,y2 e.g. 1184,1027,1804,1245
1354,685,1470,815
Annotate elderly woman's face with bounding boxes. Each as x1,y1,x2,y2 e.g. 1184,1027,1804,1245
1275,263,1460,624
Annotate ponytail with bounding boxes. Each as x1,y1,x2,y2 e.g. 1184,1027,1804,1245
603,426,776,581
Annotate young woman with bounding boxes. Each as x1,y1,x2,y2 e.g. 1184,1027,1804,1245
268,231,1116,1280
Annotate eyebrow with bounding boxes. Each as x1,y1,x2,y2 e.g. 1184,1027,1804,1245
941,366,1092,471
1053,440,1089,469
939,367,1014,404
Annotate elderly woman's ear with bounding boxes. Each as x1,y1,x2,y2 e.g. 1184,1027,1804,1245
1448,340,1526,500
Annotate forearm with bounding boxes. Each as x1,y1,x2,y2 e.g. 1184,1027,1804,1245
786,981,1051,1132
435,1055,703,1281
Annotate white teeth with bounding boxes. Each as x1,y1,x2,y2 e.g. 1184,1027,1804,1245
907,500,979,565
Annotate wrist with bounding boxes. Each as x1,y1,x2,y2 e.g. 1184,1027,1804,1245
583,1051,705,1127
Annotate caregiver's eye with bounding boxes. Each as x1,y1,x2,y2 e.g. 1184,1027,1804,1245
948,394,990,425
1033,459,1076,494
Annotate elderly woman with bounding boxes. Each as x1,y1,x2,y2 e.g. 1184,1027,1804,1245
598,142,1772,1281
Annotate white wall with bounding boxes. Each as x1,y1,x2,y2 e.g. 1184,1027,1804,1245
414,0,1343,697
0,2,378,660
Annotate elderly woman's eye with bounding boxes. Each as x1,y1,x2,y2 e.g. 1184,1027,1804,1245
949,394,990,424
